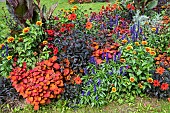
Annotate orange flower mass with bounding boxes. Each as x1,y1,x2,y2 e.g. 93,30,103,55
86,22,93,30
145,47,151,52
156,67,165,75
150,51,156,56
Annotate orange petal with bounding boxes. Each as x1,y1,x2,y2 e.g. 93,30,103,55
53,63,60,70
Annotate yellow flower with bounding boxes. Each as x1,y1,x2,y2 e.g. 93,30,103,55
22,27,30,34
150,51,156,56
145,47,151,52
112,87,116,92
7,36,15,43
147,78,153,83
122,39,128,44
126,45,133,50
138,83,143,89
133,51,136,54
130,77,135,82
43,40,48,45
141,41,148,45
135,42,140,46
72,5,78,11
151,27,156,31
145,21,149,25
36,21,42,26
7,56,12,60
0,43,5,49
18,37,23,42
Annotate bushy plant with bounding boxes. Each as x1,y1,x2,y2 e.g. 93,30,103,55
0,76,19,104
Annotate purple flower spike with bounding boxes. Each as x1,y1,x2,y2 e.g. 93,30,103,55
155,27,159,34
119,66,123,74
102,52,105,60
92,68,96,74
5,44,8,56
94,85,97,93
106,52,109,63
97,79,101,86
113,54,117,62
95,96,98,100
87,91,91,96
90,56,96,64
84,68,88,75
82,91,85,96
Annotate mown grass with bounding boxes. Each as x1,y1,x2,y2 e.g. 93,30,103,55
6,97,170,113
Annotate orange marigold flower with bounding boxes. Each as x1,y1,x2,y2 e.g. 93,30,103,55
130,77,135,82
7,56,12,60
138,83,143,89
122,39,128,44
22,27,30,34
147,78,153,83
36,21,42,26
126,45,133,50
112,87,116,92
145,47,151,52
86,21,93,30
141,41,148,45
156,67,165,75
7,36,14,43
43,40,48,45
120,58,126,63
161,83,169,90
18,37,23,42
150,51,156,56
74,76,82,84
135,42,140,46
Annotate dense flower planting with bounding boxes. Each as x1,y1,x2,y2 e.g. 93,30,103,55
0,1,170,111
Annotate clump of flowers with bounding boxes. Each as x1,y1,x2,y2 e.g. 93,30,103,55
9,56,77,110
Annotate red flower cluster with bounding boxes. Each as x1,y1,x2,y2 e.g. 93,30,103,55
68,13,77,21
126,3,135,10
9,56,81,110
60,23,75,32
154,53,170,66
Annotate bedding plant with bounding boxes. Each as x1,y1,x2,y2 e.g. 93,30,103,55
0,1,170,112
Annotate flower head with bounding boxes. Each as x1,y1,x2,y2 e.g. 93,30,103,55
22,27,30,34
151,27,156,31
130,77,135,82
145,47,151,52
43,40,48,45
126,45,133,50
112,87,116,92
149,51,156,56
156,67,165,75
122,39,128,44
135,42,140,46
147,78,153,83
36,21,42,26
138,83,143,89
161,83,169,90
7,36,14,43
141,41,148,45
0,43,5,49
74,76,82,84
7,56,12,60
68,13,77,20
86,22,93,30
153,80,160,87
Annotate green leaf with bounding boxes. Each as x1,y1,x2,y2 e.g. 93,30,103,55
137,70,142,75
146,0,158,10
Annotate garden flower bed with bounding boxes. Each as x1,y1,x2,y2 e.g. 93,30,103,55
0,0,170,112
